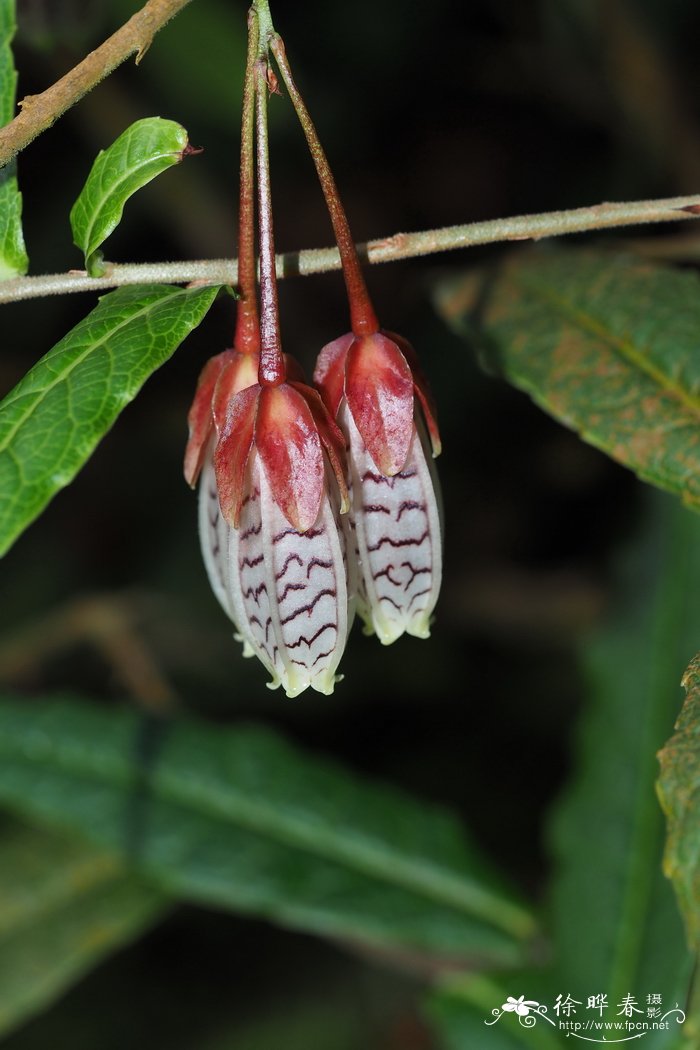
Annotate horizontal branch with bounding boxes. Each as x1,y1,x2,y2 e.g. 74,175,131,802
0,0,194,169
0,193,699,304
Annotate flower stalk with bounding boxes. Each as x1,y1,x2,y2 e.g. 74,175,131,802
270,33,379,337
232,8,261,354
255,57,285,386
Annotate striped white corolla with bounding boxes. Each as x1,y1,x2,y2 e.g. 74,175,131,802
197,444,256,658
187,349,260,656
207,379,352,697
315,329,443,645
342,403,442,644
225,453,351,696
198,445,234,619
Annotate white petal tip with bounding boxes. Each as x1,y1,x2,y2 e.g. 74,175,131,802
313,672,343,695
375,621,407,646
234,633,256,659
407,619,432,640
373,613,433,645
279,669,344,698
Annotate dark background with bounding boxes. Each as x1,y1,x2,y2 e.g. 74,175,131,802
2,1,699,1046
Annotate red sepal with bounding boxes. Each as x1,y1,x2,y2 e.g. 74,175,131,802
212,351,260,432
345,332,414,476
255,384,325,532
385,331,442,457
290,381,349,513
214,385,259,528
313,332,354,417
184,351,230,487
212,351,305,433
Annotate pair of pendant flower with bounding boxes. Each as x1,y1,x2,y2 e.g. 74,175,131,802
184,17,442,697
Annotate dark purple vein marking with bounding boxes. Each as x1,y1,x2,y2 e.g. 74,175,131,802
280,589,337,625
306,557,333,578
278,582,306,603
408,587,432,611
276,552,303,580
363,504,391,515
379,594,402,612
240,553,264,569
242,581,267,604
401,562,430,589
273,527,323,544
397,500,426,521
367,530,429,552
286,622,337,649
241,522,262,540
240,487,260,509
362,470,395,487
373,564,402,587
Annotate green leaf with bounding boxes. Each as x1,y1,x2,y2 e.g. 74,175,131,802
546,493,694,1044
0,697,535,969
0,0,28,279
70,117,191,276
0,282,220,556
426,977,565,1050
0,817,166,1037
658,653,700,951
199,995,370,1050
434,249,700,512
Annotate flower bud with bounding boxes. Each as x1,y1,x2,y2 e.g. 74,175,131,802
210,378,352,696
315,330,443,644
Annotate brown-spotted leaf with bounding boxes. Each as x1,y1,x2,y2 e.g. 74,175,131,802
658,652,700,950
434,249,700,509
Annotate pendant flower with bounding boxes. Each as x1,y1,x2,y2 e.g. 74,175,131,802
184,347,259,626
269,33,444,646
213,378,352,696
314,329,443,644
185,7,446,696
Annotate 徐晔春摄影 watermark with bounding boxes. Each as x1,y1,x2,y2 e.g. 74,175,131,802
485,992,686,1043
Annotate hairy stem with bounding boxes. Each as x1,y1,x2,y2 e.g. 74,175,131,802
255,60,285,386
0,0,195,170
271,33,379,337
252,0,275,55
0,194,699,304
232,8,260,353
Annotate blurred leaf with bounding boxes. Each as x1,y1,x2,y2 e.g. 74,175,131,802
199,996,368,1050
546,493,694,1040
658,653,700,951
0,282,220,557
110,0,245,130
426,976,564,1050
0,817,166,1038
0,697,535,969
435,250,700,512
70,117,191,276
0,0,28,279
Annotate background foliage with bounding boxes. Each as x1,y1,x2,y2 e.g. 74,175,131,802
2,0,700,1046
